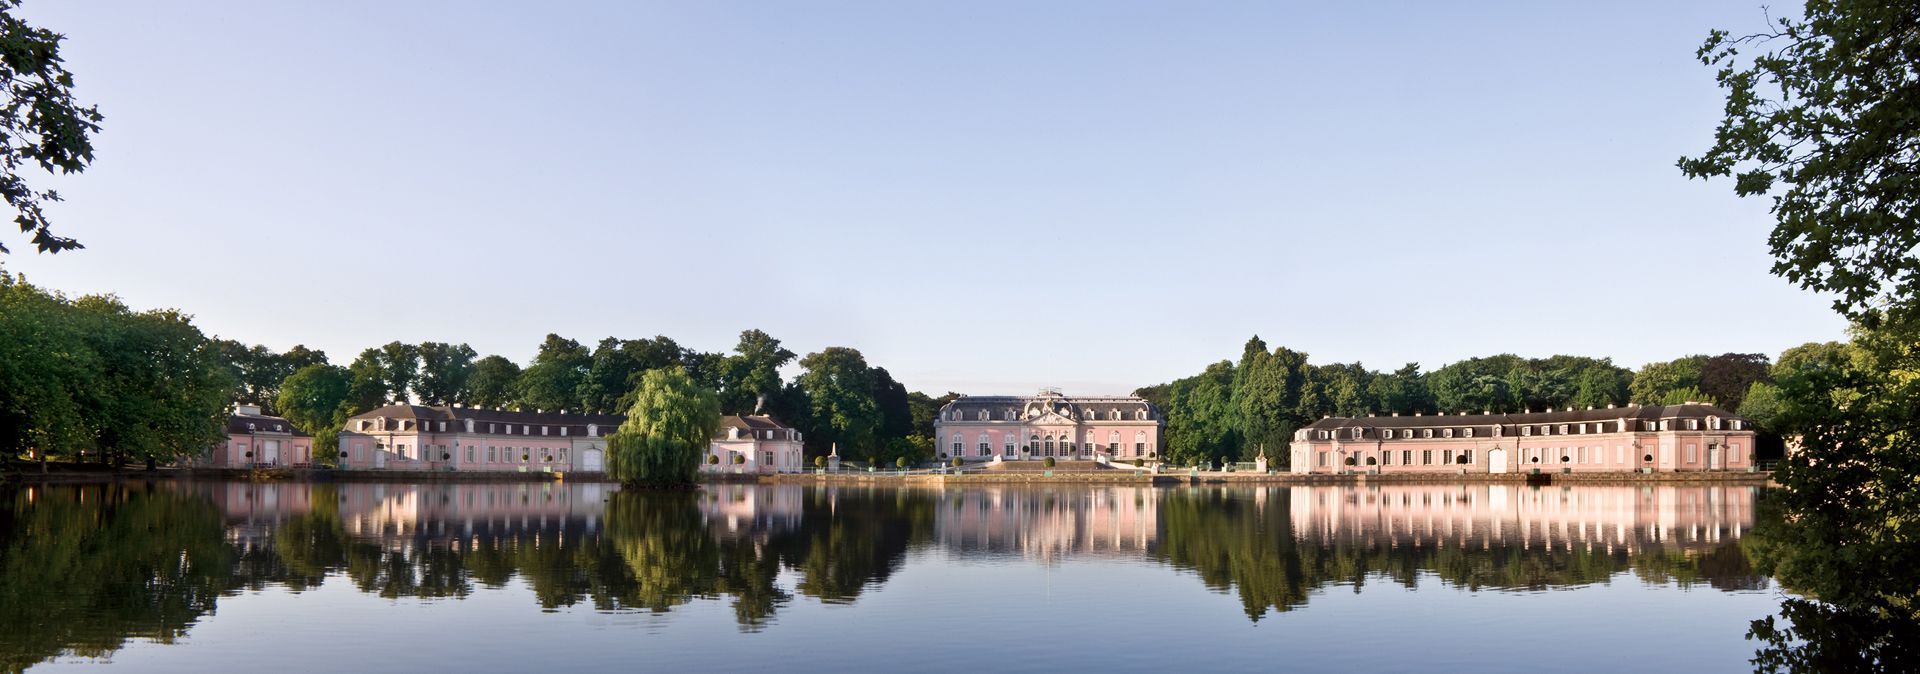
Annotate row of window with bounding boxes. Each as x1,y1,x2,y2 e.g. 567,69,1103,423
355,419,609,437
1311,443,1746,467
1312,417,1747,441
950,441,1154,457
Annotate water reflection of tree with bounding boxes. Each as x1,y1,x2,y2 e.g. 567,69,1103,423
774,488,935,604
1155,488,1767,622
0,484,233,672
1742,496,1920,672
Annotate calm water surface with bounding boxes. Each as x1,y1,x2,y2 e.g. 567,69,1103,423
0,481,1782,672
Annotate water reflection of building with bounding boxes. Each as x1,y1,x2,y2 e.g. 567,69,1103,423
699,483,803,538
933,486,1159,562
1287,484,1756,555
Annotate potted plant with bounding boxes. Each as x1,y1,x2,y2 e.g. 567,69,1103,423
708,455,720,466
1043,456,1056,468
895,456,909,470
950,456,963,468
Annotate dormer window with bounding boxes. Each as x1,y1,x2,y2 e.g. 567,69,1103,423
1558,424,1569,434
1110,410,1121,420
1687,419,1699,430
1421,429,1432,438
1522,426,1533,436
1442,429,1453,438
1136,410,1147,420
1464,428,1474,438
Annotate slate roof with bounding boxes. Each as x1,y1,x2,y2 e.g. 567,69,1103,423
227,413,306,437
939,393,1161,422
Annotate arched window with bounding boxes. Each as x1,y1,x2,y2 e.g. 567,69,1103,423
1108,430,1121,454
1029,434,1040,454
950,433,963,456
1043,436,1055,455
1134,431,1147,456
978,433,991,457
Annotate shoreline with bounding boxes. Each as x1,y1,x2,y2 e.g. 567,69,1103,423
4,467,1777,488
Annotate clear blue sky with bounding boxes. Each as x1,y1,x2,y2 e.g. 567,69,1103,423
4,1,1847,396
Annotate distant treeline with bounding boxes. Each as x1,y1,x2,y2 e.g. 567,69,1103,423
2,266,952,469
251,332,953,466
1135,336,1838,467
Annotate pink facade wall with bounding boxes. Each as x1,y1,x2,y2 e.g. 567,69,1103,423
704,438,805,474
1290,430,1756,474
337,430,605,473
937,423,1161,460
209,433,315,468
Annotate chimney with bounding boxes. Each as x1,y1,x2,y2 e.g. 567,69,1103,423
1391,412,1399,417
1607,403,1616,409
234,403,262,417
1414,411,1422,416
754,395,767,415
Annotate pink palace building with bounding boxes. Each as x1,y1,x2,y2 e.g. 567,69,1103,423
201,403,315,468
934,388,1164,462
1289,403,1758,475
337,404,805,474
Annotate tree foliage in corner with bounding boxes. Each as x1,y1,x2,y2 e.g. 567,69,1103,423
605,367,720,488
1678,1,1920,325
1682,2,1920,670
0,1,103,254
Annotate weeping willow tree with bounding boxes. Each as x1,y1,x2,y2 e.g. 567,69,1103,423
606,367,720,488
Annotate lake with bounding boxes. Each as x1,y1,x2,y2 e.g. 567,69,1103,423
0,480,1783,672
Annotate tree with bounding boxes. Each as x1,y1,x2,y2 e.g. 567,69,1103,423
1570,364,1631,410
605,367,720,488
721,329,796,414
0,2,104,255
1680,2,1920,326
73,295,231,467
414,342,476,406
1697,353,1771,412
375,342,420,404
345,349,388,412
1429,356,1522,412
276,364,350,461
467,355,521,409
515,334,589,412
1231,338,1283,452
871,367,917,464
579,336,686,415
1628,356,1708,405
1319,362,1378,418
0,267,96,465
1162,361,1240,466
907,391,958,441
1745,324,1920,670
1736,381,1786,433
795,347,882,461
1369,363,1434,415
